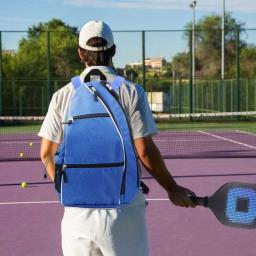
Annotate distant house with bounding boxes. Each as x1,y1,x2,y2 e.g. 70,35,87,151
145,57,166,69
129,57,166,70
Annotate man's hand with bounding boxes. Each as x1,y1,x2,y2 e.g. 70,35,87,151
168,184,196,208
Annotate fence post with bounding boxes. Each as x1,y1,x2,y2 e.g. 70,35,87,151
236,28,240,112
12,80,16,115
0,31,3,115
189,30,193,113
142,30,146,90
179,78,182,114
46,31,52,106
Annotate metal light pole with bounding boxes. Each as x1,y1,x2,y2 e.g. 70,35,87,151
189,1,197,86
221,0,226,111
0,31,2,116
221,0,225,82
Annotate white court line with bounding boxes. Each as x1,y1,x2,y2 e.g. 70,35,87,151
154,138,217,142
0,141,40,144
0,199,169,205
198,130,256,150
147,198,169,201
0,200,59,205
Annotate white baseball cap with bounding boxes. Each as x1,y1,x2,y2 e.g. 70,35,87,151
79,20,114,51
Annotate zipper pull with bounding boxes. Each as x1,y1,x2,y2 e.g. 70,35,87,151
62,165,68,183
68,117,74,124
90,86,99,101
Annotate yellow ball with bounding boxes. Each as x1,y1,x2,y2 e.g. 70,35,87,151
19,152,24,158
21,182,27,188
29,142,33,147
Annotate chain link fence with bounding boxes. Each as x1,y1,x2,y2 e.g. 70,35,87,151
0,28,256,115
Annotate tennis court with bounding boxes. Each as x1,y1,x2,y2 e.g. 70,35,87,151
1,113,256,255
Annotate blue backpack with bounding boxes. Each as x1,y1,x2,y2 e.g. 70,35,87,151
54,76,140,208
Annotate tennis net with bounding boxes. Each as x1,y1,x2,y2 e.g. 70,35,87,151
0,112,256,161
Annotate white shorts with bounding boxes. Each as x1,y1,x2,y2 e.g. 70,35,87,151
61,191,149,256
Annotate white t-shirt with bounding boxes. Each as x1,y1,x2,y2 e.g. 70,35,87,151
38,66,157,142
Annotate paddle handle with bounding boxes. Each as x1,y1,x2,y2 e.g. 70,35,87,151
189,196,209,207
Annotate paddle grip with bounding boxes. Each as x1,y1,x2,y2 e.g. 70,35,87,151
189,196,208,207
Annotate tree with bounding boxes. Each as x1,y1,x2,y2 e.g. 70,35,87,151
240,45,256,77
171,52,189,78
2,51,16,78
124,65,139,82
172,13,249,78
14,19,82,79
1,19,84,115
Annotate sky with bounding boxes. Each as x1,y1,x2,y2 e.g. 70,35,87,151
1,0,256,67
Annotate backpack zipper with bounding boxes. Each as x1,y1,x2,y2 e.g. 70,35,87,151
104,82,140,188
63,162,124,169
61,162,125,186
85,85,127,195
63,113,110,124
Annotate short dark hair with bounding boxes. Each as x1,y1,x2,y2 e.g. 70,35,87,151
80,37,115,66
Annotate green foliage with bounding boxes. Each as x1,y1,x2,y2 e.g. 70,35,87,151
7,19,82,79
2,52,16,77
173,13,255,78
146,78,172,92
240,45,256,77
172,52,189,78
124,65,139,81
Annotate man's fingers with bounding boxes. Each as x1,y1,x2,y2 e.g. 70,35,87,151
184,188,196,197
168,185,197,208
169,194,195,208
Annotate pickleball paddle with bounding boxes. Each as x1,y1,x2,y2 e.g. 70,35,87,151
190,182,256,229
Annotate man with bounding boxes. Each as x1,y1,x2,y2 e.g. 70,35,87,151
39,20,195,256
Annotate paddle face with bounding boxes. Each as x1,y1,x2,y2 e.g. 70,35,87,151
190,182,256,229
208,182,256,229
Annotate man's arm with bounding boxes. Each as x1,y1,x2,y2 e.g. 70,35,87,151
40,138,59,181
135,135,195,208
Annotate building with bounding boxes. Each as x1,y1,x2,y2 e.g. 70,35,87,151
145,57,166,69
129,57,166,70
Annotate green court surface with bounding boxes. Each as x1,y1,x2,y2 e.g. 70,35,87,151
1,120,256,134
0,125,41,134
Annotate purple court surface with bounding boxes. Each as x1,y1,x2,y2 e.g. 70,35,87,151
1,159,256,256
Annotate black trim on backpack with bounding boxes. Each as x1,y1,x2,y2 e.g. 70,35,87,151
83,69,107,83
54,164,67,193
102,82,141,188
63,162,124,169
88,86,128,196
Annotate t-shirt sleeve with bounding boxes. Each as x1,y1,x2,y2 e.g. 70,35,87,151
38,93,62,143
129,85,158,139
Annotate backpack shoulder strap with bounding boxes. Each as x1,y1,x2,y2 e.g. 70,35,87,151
71,76,82,90
111,76,125,91
72,75,125,91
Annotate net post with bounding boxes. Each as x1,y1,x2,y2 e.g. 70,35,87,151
141,30,146,91
0,31,3,116
189,30,193,113
46,30,52,105
236,27,240,112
